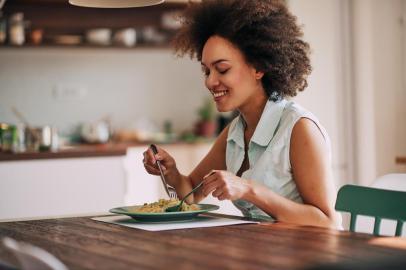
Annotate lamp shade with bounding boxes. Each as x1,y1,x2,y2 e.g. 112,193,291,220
69,0,165,8
0,0,7,10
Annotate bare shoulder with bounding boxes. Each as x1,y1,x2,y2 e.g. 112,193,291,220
289,117,331,195
289,118,337,223
290,117,328,155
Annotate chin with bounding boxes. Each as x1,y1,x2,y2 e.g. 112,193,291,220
215,103,234,113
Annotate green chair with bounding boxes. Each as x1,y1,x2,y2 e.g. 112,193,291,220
335,184,406,236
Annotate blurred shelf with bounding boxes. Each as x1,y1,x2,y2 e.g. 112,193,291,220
9,0,194,4
0,143,130,162
1,0,186,50
0,44,172,50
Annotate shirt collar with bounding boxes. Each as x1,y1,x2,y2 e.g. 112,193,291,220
227,99,287,148
251,99,287,146
227,114,245,148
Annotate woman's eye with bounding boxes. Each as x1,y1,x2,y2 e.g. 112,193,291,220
218,68,230,74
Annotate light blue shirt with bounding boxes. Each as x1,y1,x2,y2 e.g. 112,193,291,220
226,99,331,220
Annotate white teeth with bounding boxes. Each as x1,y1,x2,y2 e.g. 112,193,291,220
212,90,228,98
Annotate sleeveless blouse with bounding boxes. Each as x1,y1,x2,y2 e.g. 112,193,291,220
226,99,332,220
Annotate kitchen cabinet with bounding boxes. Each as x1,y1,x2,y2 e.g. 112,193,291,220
0,156,126,221
0,142,240,221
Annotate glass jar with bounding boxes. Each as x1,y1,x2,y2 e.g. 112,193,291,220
9,12,25,46
0,123,15,153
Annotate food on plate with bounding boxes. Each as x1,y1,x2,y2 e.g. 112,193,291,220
128,199,199,213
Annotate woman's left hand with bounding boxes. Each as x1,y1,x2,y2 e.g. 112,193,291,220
202,170,250,201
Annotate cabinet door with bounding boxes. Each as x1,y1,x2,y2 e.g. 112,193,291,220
124,147,162,205
0,157,126,220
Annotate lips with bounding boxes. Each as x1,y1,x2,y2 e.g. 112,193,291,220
210,90,228,98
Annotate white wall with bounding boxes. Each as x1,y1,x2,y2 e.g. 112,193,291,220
0,48,208,134
352,0,406,184
400,1,406,160
372,0,404,177
351,0,378,185
290,0,406,186
289,0,351,186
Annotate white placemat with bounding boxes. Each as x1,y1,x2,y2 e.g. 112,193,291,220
92,215,259,231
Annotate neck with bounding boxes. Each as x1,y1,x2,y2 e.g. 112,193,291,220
239,92,268,133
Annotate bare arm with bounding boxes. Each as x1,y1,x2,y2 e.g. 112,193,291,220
243,118,340,228
202,118,340,228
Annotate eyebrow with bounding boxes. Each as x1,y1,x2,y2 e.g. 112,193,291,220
201,59,230,67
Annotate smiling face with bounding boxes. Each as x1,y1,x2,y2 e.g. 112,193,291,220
201,35,266,113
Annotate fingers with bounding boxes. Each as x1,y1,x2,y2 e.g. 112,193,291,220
143,146,165,166
202,181,218,196
144,148,157,164
203,170,217,179
217,192,228,201
202,170,233,201
144,163,161,175
202,174,224,197
203,170,218,184
143,146,171,176
143,147,160,174
211,188,223,198
205,180,227,201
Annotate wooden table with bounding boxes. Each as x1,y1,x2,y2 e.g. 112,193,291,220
0,214,405,270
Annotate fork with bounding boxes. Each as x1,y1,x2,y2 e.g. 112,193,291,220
150,144,178,199
167,186,178,199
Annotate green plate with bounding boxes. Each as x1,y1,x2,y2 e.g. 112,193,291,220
109,204,219,222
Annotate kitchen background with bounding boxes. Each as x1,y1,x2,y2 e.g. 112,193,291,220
1,0,406,222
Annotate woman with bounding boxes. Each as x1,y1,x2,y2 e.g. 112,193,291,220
143,0,341,228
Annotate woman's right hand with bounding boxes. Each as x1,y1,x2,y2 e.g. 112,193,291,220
142,145,180,187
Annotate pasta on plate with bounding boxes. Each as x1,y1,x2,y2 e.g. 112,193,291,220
128,199,200,213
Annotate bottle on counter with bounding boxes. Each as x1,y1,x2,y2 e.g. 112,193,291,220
0,123,16,153
11,124,26,153
9,12,25,46
0,123,9,152
51,127,59,152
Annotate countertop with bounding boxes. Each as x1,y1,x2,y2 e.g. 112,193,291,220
0,143,131,162
0,140,213,162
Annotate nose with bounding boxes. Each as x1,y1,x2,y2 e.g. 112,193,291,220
205,72,220,91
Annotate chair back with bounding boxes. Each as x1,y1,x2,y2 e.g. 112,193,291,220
335,184,406,236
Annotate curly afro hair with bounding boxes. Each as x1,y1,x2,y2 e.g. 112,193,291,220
172,0,312,101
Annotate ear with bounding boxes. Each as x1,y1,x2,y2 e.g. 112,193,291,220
255,70,264,80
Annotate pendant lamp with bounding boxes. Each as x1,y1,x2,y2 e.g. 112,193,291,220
69,0,165,8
